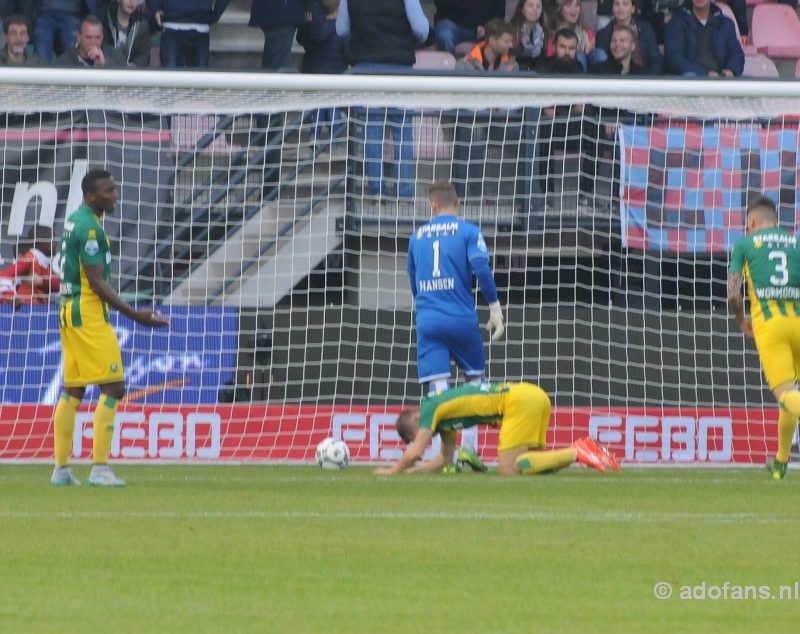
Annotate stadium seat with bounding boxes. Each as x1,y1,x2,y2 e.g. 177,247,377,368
743,54,780,77
413,50,457,70
412,116,451,160
716,2,757,55
751,4,800,58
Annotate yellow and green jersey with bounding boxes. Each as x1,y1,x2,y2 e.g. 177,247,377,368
729,227,800,328
58,204,112,328
419,382,509,440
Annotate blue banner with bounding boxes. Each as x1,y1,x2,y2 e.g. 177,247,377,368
0,305,238,405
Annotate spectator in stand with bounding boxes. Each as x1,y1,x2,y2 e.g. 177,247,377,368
298,0,347,74
456,18,518,71
298,0,348,139
547,0,600,70
56,14,124,66
453,19,519,199
1,0,36,53
433,0,505,55
640,0,746,44
538,26,583,73
590,24,648,213
591,22,644,74
510,0,548,71
336,0,429,199
249,0,310,71
0,14,46,65
664,0,743,77
594,0,662,74
148,0,230,68
103,0,151,67
34,1,106,63
537,29,602,212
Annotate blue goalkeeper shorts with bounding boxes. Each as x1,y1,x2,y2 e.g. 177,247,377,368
415,316,485,383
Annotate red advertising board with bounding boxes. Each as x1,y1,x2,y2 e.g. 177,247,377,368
0,404,776,464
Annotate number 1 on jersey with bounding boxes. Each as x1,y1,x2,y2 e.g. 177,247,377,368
432,240,441,278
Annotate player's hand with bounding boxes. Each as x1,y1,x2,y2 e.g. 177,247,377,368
155,10,165,27
738,318,754,338
486,301,505,342
135,309,170,328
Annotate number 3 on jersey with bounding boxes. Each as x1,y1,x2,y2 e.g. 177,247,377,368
770,250,788,286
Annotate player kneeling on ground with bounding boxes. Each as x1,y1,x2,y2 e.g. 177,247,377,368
374,382,619,475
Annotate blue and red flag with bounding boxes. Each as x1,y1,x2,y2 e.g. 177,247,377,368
619,123,800,253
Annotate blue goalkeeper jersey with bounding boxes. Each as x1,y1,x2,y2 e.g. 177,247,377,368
407,214,497,323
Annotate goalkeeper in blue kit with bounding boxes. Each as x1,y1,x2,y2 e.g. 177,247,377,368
407,180,505,472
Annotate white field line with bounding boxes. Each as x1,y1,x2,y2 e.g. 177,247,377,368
0,509,792,525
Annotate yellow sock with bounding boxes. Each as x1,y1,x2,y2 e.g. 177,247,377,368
779,390,800,418
92,394,119,464
515,448,575,475
777,408,797,463
54,392,81,467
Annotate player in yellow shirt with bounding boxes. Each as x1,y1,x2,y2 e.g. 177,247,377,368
50,169,168,487
374,381,619,475
728,196,800,480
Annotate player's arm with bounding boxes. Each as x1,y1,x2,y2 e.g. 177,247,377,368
727,240,752,338
472,256,504,341
406,431,456,473
83,264,169,328
374,427,434,475
727,271,752,338
468,228,504,341
407,240,418,299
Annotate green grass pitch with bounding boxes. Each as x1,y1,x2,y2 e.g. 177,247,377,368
2,465,800,633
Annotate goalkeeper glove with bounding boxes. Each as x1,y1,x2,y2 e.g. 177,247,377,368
486,301,505,342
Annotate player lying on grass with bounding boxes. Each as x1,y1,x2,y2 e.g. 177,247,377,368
374,381,619,475
728,196,800,480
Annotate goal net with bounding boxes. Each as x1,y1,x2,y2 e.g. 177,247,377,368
1,69,798,466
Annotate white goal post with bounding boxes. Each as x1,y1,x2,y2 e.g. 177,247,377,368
1,67,799,466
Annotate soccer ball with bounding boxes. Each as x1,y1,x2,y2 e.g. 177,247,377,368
315,438,350,470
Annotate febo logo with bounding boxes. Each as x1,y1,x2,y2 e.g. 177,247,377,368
7,159,88,237
73,411,221,459
589,415,732,463
331,413,441,460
